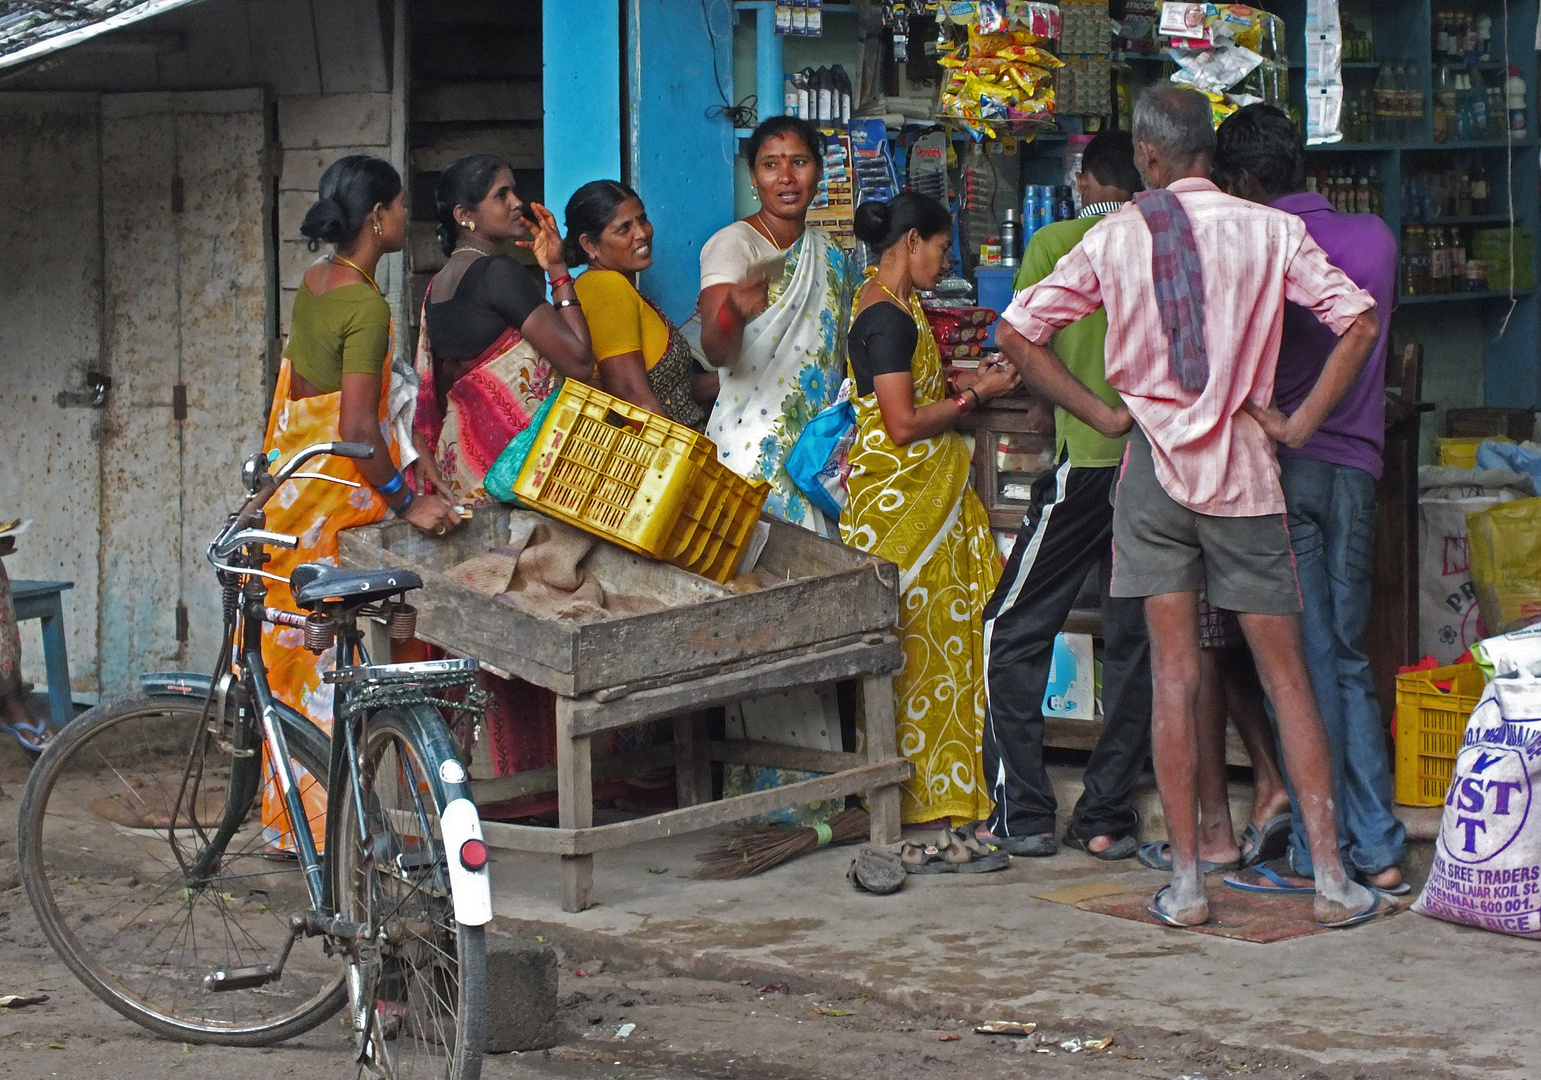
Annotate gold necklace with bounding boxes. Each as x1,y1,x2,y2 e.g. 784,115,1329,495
751,211,796,251
450,246,489,258
873,277,918,321
329,253,379,293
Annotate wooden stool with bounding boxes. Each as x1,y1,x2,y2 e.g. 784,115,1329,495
10,580,74,728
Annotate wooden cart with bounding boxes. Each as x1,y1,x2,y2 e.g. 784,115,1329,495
339,505,909,912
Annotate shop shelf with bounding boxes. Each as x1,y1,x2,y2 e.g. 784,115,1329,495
1399,288,1536,304
1394,662,1487,806
514,382,770,584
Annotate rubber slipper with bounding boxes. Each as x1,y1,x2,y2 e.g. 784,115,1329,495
1355,869,1411,897
1223,858,1316,894
1136,841,1239,874
1145,885,1207,928
1063,833,1139,861
848,846,906,895
1238,812,1291,868
0,720,52,754
977,832,1056,857
1317,889,1398,929
899,839,1009,875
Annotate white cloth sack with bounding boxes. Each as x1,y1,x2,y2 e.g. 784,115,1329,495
1412,661,1541,938
1418,466,1533,664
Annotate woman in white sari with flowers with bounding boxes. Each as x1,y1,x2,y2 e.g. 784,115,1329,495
696,116,853,534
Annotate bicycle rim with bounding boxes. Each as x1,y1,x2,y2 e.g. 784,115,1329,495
18,693,348,1044
334,709,484,1080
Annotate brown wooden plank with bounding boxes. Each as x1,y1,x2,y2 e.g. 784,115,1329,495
707,740,863,774
673,714,712,807
478,820,579,855
412,80,542,123
411,125,542,172
565,638,902,737
861,674,902,844
557,699,595,911
570,759,914,855
468,744,673,805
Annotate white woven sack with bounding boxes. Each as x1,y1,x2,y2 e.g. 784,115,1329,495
1413,662,1541,938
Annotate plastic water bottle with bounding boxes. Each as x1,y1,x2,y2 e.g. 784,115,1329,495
1507,65,1527,137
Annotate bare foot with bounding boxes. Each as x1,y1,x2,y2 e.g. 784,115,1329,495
1365,866,1403,891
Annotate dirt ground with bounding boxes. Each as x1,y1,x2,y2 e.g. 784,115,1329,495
0,733,1460,1080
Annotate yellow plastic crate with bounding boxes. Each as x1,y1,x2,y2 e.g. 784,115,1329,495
1394,662,1487,806
1434,436,1513,469
514,382,769,583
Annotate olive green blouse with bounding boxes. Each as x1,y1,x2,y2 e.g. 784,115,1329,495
284,282,391,393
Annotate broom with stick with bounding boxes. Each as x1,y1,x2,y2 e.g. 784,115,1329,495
695,807,870,879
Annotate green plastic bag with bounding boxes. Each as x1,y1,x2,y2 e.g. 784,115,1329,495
1467,495,1541,635
483,392,559,505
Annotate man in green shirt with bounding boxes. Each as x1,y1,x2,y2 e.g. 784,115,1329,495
977,131,1150,859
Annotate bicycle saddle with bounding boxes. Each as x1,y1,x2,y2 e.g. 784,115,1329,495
289,563,422,609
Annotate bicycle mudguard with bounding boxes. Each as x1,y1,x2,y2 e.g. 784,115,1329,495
393,704,493,927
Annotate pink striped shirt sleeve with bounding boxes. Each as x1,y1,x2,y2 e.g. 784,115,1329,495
1002,243,1104,346
1282,230,1377,334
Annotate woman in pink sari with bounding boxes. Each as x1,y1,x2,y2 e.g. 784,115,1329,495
411,154,595,506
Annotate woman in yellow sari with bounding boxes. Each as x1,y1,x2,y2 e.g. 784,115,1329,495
842,193,1020,826
260,155,460,845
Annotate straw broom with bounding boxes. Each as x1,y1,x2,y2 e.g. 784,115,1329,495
695,807,870,879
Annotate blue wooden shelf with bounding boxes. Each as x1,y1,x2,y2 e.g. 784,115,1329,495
1400,289,1535,305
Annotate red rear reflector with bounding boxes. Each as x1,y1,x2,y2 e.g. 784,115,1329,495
459,838,489,871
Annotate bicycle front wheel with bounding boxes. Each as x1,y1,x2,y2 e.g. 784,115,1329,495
17,692,349,1044
332,708,485,1080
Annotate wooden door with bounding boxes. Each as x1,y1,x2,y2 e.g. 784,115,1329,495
0,93,106,695
97,90,272,693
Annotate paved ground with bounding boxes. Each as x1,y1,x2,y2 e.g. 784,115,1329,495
3,726,1535,1080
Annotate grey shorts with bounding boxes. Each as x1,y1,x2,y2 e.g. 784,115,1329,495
1110,426,1301,616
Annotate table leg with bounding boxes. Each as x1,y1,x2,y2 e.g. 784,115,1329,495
861,673,901,844
39,597,72,729
672,712,711,807
556,697,593,912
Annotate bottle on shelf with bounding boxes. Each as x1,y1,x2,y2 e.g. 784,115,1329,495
1489,84,1507,139
1428,225,1447,293
1470,156,1490,214
1449,225,1467,279
1433,63,1454,142
1403,224,1430,295
1356,172,1372,214
1507,65,1527,137
1373,64,1397,141
1467,72,1489,141
1367,165,1383,215
1456,163,1472,215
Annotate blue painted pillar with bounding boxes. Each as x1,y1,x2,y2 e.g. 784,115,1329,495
627,0,738,322
543,0,624,235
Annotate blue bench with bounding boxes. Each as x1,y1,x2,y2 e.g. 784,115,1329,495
10,580,74,728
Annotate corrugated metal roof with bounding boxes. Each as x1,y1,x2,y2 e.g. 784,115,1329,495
0,0,205,72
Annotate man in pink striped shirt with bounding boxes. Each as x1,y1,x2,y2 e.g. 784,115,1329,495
996,84,1392,929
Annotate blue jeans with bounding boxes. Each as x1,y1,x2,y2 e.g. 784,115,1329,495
1277,457,1406,877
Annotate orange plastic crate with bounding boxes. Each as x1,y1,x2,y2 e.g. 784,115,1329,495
1393,662,1487,806
514,382,769,583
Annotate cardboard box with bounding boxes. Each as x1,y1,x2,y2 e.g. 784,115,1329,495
1043,632,1095,720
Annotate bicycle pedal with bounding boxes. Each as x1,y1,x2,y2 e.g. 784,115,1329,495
204,964,279,991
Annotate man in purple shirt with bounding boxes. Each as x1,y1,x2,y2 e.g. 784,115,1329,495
1214,104,1407,895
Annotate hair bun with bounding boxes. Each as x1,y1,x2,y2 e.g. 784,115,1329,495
299,196,347,243
853,200,893,244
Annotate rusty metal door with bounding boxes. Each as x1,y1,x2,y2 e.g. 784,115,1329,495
0,92,106,696
97,90,272,694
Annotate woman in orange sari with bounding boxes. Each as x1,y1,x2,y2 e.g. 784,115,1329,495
260,155,460,845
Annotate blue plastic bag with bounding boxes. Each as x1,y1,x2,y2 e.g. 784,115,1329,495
784,396,856,523
1476,439,1541,493
483,392,559,504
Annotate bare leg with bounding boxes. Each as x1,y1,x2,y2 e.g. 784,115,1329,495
1214,647,1292,828
1194,649,1241,865
1145,591,1208,925
1234,612,1371,922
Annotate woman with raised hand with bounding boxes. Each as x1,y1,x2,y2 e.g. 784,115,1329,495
412,154,595,508
696,116,852,532
567,180,711,428
842,192,1020,827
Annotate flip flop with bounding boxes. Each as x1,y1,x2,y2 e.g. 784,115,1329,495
1063,833,1140,861
1317,889,1398,929
1145,885,1207,928
1355,869,1412,897
1135,841,1239,874
1222,858,1316,895
1238,813,1292,868
976,831,1057,857
847,846,906,895
900,836,1009,875
0,720,52,754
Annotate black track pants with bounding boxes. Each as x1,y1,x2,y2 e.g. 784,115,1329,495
979,459,1152,839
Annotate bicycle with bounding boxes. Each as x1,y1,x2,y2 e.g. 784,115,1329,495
17,439,492,1079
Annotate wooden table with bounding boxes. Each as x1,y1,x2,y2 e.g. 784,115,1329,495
340,506,909,912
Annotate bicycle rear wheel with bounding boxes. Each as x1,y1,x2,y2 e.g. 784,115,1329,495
17,692,349,1044
332,708,485,1080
